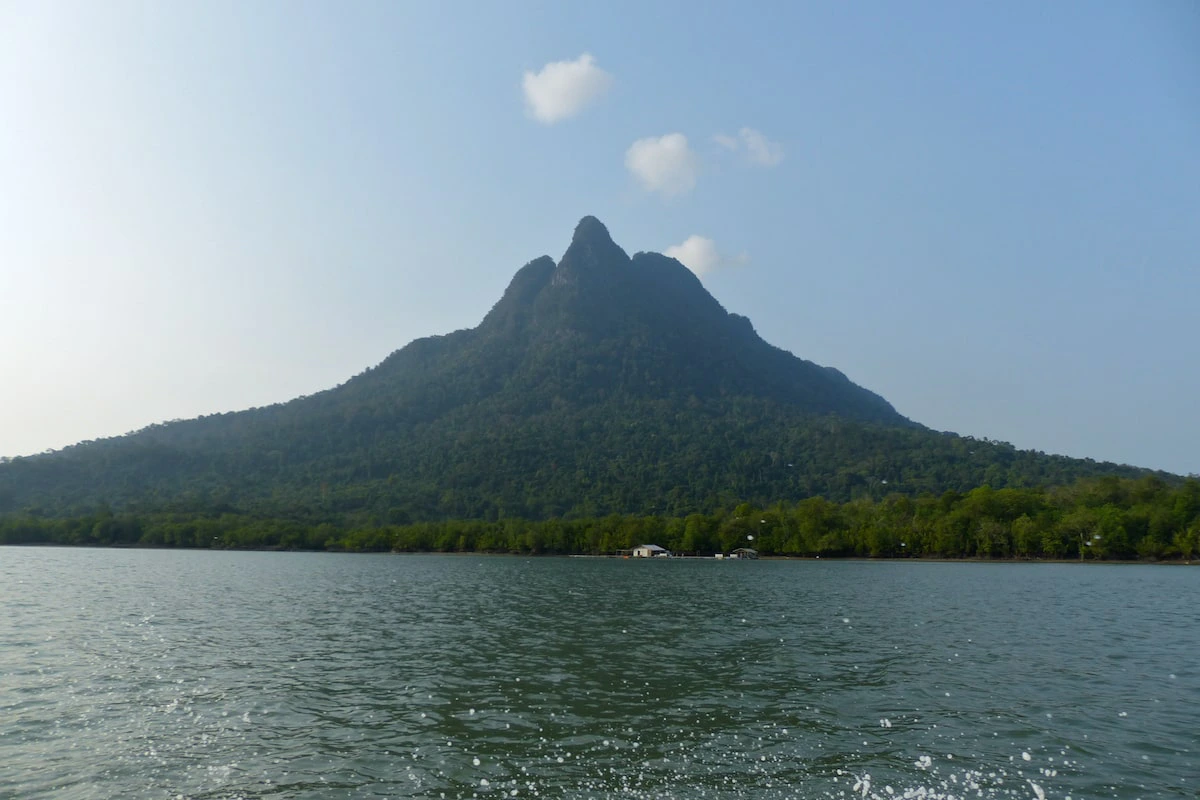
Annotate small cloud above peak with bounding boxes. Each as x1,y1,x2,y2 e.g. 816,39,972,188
522,53,612,124
714,127,783,167
713,133,739,151
664,235,749,277
625,133,698,197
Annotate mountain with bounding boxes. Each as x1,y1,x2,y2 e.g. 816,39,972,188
0,217,1155,523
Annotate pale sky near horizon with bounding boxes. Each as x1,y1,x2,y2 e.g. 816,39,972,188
2,1,1198,475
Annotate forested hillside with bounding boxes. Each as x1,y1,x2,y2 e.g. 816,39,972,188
0,218,1167,526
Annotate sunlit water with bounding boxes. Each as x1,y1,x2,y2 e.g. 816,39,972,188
0,549,1195,799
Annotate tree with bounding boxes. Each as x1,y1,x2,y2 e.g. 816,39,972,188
1175,524,1200,561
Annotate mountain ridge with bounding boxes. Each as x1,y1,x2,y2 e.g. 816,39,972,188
0,217,1162,521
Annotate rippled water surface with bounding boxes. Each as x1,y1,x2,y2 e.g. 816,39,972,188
1,549,1196,799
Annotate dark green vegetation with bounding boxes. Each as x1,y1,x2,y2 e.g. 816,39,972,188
0,217,1177,542
3,476,1197,560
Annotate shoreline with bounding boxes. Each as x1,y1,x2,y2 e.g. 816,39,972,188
2,542,1194,564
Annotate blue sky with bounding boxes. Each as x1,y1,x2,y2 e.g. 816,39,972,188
2,1,1197,475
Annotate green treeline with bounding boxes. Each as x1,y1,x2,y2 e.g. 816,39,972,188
4,475,1198,561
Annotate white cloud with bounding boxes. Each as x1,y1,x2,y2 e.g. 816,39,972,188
713,133,739,151
522,53,612,124
664,235,749,277
740,127,784,166
714,127,784,166
625,133,698,196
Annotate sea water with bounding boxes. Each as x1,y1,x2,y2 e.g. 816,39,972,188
1,548,1195,799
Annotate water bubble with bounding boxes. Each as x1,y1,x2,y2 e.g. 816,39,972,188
473,757,481,766
1022,752,1032,762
